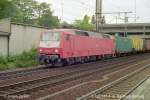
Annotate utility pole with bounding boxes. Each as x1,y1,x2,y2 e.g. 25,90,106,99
134,0,137,22
116,16,118,24
96,0,102,32
124,12,129,23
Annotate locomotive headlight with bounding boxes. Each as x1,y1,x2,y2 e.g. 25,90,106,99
39,49,43,52
54,49,59,53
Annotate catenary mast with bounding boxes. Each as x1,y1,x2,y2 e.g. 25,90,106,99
96,0,102,32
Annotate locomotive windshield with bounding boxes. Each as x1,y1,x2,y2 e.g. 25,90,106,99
42,32,60,41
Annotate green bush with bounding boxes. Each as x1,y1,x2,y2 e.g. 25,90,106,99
0,48,39,70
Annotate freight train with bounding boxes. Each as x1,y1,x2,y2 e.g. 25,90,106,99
38,29,150,67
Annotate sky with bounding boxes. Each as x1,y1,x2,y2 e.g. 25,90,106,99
36,0,150,24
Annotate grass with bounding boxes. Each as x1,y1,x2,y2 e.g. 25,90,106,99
0,48,39,70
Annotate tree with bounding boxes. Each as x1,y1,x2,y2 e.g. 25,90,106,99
12,0,37,24
0,0,17,19
80,15,90,30
38,10,59,27
73,15,96,31
60,21,73,28
35,2,51,19
2,0,60,27
74,20,82,28
36,2,60,27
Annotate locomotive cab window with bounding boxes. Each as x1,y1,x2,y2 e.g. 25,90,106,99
42,32,60,41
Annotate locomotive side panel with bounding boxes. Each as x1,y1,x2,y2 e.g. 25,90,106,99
60,33,115,58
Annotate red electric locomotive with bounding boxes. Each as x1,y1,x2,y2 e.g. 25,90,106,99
38,29,115,66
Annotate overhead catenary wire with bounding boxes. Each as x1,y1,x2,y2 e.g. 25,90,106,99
61,0,95,18
142,0,150,8
58,0,150,24
72,0,95,16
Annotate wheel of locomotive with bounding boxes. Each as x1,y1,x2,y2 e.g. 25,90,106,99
81,57,85,64
94,56,97,61
53,59,66,67
102,55,107,61
70,58,75,65
44,60,53,67
66,58,71,66
90,56,97,62
62,59,68,66
97,55,102,60
75,57,82,64
44,58,53,68
66,58,75,66
84,57,89,63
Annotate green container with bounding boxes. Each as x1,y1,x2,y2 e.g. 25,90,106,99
115,37,133,53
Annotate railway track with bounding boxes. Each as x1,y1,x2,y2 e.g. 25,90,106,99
0,54,150,100
0,67,47,80
77,63,150,100
0,54,149,81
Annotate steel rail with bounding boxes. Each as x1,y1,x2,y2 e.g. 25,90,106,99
0,53,148,81
77,63,150,100
0,55,148,99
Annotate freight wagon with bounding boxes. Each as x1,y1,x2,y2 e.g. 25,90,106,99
130,37,144,52
115,37,132,55
143,39,150,51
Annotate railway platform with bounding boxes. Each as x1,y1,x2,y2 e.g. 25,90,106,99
124,77,150,100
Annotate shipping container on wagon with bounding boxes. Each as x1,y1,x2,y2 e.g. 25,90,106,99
130,37,144,51
115,37,132,54
144,39,150,51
